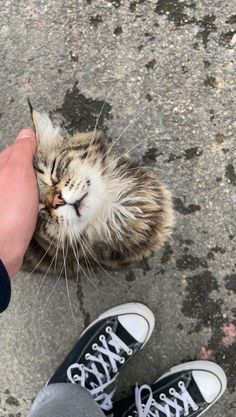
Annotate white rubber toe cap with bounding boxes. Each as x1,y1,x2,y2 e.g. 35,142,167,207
193,370,222,403
118,313,150,343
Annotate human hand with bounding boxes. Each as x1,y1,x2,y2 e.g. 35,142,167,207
0,129,38,277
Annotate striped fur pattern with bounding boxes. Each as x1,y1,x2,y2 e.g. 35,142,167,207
24,111,174,275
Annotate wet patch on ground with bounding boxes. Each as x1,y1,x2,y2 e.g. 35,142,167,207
142,146,162,164
195,15,217,48
182,269,236,392
207,246,226,260
165,147,202,163
5,397,20,407
173,197,201,215
55,82,112,134
184,147,203,160
125,270,136,282
155,0,196,27
90,15,103,28
224,274,236,293
176,250,208,271
225,164,236,185
161,242,174,265
181,270,222,332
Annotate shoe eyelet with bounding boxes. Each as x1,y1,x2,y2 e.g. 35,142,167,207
128,348,133,356
85,353,90,360
99,335,105,342
73,374,79,382
159,393,166,401
92,343,98,350
106,326,112,333
119,357,125,364
151,399,155,405
169,388,175,395
178,381,185,389
113,367,118,373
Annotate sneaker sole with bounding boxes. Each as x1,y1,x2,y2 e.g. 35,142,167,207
155,360,227,416
81,302,155,348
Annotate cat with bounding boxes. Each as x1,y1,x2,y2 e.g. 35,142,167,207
24,108,174,276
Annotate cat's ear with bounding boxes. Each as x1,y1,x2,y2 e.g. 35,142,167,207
28,101,62,147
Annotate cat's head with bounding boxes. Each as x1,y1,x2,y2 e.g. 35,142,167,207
32,109,108,245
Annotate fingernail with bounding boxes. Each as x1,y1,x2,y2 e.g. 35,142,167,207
16,129,35,140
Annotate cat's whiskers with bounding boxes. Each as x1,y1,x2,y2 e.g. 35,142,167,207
103,88,160,159
85,89,113,165
81,236,128,288
26,238,55,279
70,232,97,287
62,238,76,321
104,131,166,172
32,247,59,310
53,114,75,153
79,239,99,286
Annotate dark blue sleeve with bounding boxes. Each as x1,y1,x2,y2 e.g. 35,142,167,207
0,260,11,313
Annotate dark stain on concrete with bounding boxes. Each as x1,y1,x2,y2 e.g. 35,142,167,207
178,236,194,246
182,270,222,332
145,93,153,101
90,15,103,28
214,342,236,393
222,148,229,154
184,147,203,160
204,76,217,88
166,153,182,163
225,164,236,185
145,58,156,70
224,274,236,293
207,246,226,260
6,397,20,407
155,0,195,27
8,413,21,417
142,146,161,164
196,15,217,48
55,83,112,134
226,15,236,24
219,30,236,48
203,59,211,68
173,197,201,215
125,270,136,282
130,1,137,12
114,26,123,35
209,108,215,121
138,258,151,275
176,252,208,271
69,51,78,62
161,243,173,264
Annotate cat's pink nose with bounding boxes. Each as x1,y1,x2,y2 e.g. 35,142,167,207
52,193,65,209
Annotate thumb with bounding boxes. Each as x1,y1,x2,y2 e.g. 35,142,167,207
14,129,37,157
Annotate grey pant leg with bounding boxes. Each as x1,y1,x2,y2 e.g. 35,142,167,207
28,383,105,417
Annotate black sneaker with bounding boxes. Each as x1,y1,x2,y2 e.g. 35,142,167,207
113,360,227,417
47,303,155,412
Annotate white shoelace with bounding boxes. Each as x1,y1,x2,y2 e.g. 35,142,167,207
67,326,133,411
134,382,199,417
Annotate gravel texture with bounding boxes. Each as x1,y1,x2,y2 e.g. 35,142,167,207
0,1,235,416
